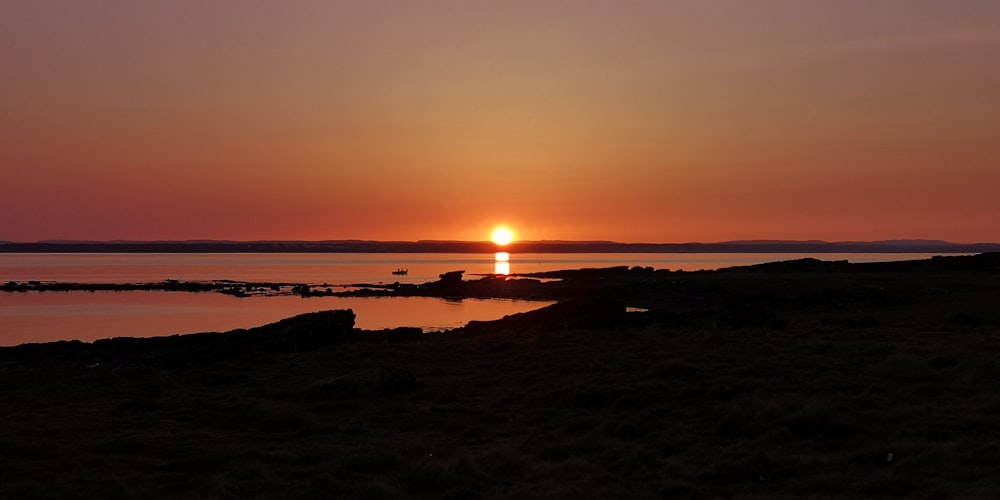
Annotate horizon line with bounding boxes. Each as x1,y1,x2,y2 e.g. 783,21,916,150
3,238,999,246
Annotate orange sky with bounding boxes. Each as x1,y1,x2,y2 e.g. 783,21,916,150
3,1,999,243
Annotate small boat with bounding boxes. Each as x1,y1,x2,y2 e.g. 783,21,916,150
392,268,408,276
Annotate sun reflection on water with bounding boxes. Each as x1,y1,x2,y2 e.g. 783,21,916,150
494,260,510,275
494,252,511,275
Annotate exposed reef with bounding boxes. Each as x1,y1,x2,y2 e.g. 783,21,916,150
6,253,998,304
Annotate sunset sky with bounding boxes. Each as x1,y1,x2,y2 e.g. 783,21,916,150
3,1,999,243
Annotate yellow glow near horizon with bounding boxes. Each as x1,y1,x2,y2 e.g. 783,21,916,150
491,227,514,246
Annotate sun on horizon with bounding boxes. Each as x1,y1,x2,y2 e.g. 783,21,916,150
491,227,514,246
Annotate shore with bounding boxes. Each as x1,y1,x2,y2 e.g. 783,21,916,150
2,253,1000,498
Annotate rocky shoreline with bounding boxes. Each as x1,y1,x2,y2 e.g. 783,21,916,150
3,253,1000,498
1,267,623,301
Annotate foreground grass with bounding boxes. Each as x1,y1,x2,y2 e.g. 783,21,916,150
3,315,1000,498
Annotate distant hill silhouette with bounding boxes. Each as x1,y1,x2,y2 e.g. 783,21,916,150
1,239,999,253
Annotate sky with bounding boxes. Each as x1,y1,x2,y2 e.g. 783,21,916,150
2,1,999,243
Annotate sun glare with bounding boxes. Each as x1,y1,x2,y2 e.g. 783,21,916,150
491,227,514,246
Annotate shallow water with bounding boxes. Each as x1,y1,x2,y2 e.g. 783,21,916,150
0,291,552,346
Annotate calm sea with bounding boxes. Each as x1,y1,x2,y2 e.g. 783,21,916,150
0,252,965,346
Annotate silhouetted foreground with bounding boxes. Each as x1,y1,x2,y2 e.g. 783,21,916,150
2,253,1000,498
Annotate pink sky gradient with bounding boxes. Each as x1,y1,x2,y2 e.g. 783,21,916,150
3,1,999,243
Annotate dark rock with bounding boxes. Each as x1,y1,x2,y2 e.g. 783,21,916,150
242,309,356,349
95,309,358,361
556,297,628,329
459,297,626,334
437,270,465,286
365,327,423,342
308,367,417,399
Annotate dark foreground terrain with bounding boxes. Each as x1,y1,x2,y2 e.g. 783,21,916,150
3,254,1000,499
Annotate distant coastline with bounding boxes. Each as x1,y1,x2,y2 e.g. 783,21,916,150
1,239,999,254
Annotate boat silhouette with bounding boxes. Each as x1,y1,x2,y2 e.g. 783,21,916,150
392,268,408,275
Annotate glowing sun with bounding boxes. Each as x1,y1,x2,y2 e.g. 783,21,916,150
491,226,514,246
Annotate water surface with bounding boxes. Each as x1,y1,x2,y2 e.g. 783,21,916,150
0,292,551,346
